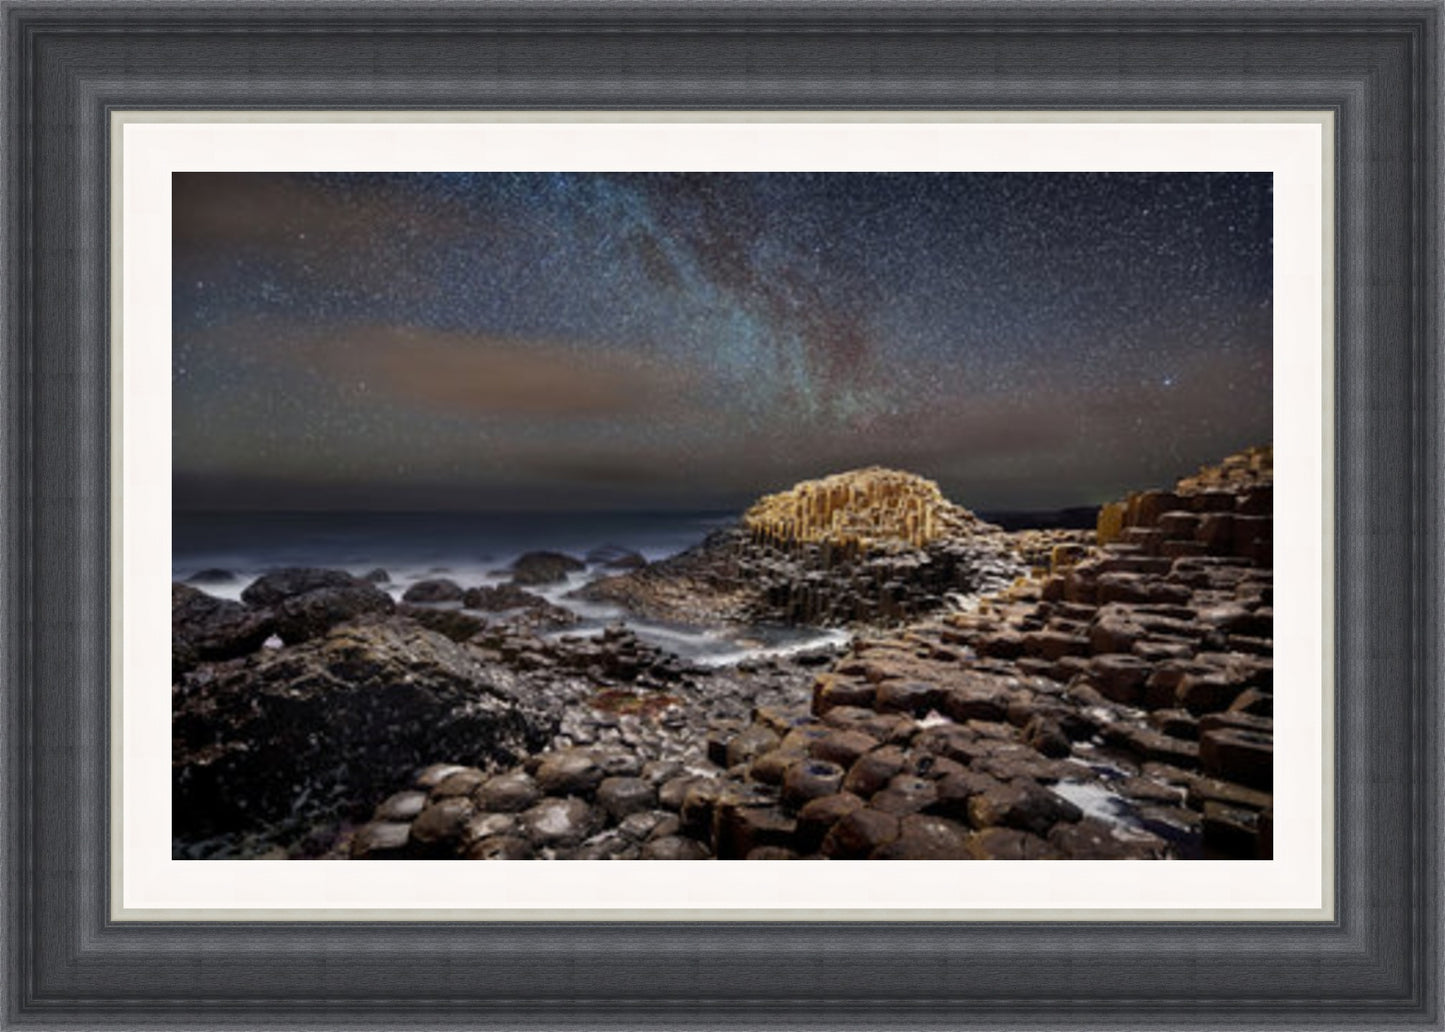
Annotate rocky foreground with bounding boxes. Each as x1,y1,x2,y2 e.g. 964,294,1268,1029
173,449,1273,860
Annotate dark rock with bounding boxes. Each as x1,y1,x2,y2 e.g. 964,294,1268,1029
401,578,465,603
1023,715,1072,758
271,583,395,644
964,827,1063,859
518,797,600,848
409,796,476,856
796,792,866,850
968,780,1082,836
1112,726,1202,769
819,808,901,859
748,749,806,785
395,603,488,642
417,763,470,789
657,776,703,812
942,681,1012,723
616,810,670,841
746,846,800,860
172,618,556,843
350,821,413,859
1229,687,1274,717
1198,710,1273,737
874,680,941,715
1177,673,1242,715
871,814,972,859
843,746,910,798
1022,630,1091,660
679,781,725,835
463,812,519,843
465,835,537,860
506,551,586,586
714,803,798,859
362,568,390,583
240,567,363,607
808,729,880,769
1202,800,1260,859
1113,777,1187,806
596,777,658,820
462,583,544,611
781,760,847,809
1185,776,1272,813
534,749,605,797
172,583,275,675
1090,654,1151,704
928,770,1006,822
1047,818,1171,859
1148,708,1200,740
870,774,939,816
726,726,782,767
1199,727,1272,790
476,771,543,813
640,836,711,860
373,790,428,822
811,674,877,713
431,768,486,800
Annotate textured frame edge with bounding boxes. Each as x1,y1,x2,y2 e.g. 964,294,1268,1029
2,2,1441,1029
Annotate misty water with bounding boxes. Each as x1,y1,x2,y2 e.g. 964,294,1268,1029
173,509,852,665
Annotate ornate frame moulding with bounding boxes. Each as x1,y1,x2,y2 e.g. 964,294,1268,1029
2,2,1441,1029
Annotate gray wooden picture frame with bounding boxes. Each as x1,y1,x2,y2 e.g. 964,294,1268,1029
2,1,1441,1028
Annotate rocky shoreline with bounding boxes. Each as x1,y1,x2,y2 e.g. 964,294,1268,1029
173,448,1273,861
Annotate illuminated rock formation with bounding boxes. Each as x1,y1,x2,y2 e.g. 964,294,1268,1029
1095,445,1273,562
742,467,987,554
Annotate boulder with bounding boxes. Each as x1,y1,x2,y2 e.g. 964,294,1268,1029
640,836,711,860
714,804,798,860
871,814,972,859
870,774,939,816
781,759,846,809
409,797,476,857
534,748,605,797
506,551,586,586
349,821,413,860
173,617,558,843
964,827,1063,859
476,772,543,813
401,578,465,603
465,835,537,860
172,583,274,676
819,808,901,859
240,567,362,607
596,777,658,820
462,583,549,611
517,797,601,848
1047,818,1171,859
1199,727,1273,790
234,571,397,645
373,790,428,822
395,603,487,642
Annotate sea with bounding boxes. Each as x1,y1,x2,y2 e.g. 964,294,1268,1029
172,509,853,666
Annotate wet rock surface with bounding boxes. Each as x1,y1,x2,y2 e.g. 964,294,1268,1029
176,449,1273,861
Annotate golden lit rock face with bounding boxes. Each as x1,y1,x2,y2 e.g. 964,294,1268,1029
1175,444,1272,494
1095,445,1273,546
743,467,981,553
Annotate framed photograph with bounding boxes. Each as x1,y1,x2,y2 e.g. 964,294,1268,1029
3,2,1440,1029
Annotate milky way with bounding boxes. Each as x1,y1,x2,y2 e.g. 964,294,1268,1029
173,172,1271,512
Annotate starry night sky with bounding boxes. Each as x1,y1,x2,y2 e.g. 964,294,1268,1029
173,172,1272,513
